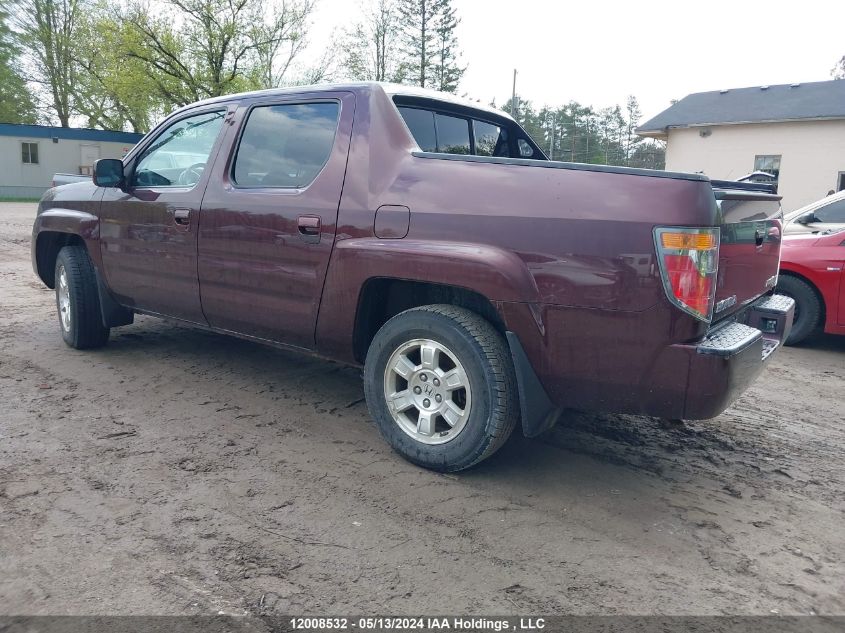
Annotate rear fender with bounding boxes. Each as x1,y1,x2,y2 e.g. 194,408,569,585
316,238,557,438
316,238,542,362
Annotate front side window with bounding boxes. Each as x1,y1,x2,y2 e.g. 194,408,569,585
133,110,225,188
814,199,845,223
22,142,38,164
754,155,781,181
233,102,339,188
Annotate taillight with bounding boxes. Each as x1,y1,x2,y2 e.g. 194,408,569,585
654,227,720,322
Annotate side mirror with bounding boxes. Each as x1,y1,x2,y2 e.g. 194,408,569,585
93,158,125,188
794,212,816,225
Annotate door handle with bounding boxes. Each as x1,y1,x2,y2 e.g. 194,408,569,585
297,215,321,243
174,208,191,226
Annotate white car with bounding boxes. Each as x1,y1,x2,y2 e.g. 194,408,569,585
783,191,845,235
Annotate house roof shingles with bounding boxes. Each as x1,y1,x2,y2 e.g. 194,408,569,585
637,79,845,136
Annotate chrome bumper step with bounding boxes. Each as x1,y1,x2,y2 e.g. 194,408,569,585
697,294,794,358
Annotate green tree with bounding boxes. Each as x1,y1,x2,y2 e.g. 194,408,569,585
121,0,315,107
12,0,86,126
72,6,165,132
249,0,313,88
431,0,462,92
0,9,38,124
624,95,642,165
397,0,463,91
340,0,403,82
502,96,664,169
833,55,844,79
628,141,665,170
397,0,436,87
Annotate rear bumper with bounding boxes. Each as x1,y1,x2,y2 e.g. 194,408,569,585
500,293,794,425
670,293,794,419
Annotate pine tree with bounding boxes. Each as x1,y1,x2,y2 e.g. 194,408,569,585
397,0,435,87
340,0,402,82
624,95,643,166
0,9,38,124
431,0,462,93
397,0,462,91
833,55,845,79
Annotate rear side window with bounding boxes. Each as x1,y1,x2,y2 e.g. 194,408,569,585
517,138,535,158
397,107,436,152
398,106,505,157
473,120,507,157
233,102,339,188
815,199,845,223
434,113,470,154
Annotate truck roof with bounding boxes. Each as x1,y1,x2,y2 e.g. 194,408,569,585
171,82,515,122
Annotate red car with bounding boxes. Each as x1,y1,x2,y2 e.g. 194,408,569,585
777,229,845,344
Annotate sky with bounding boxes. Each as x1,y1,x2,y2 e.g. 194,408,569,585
303,0,845,122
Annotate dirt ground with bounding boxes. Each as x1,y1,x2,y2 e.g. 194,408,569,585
1,201,843,616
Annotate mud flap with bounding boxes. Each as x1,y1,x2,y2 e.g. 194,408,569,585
506,331,562,438
95,269,134,328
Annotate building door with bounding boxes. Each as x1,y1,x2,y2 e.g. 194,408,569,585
80,144,100,175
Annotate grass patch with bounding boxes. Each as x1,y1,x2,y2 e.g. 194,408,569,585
0,197,40,203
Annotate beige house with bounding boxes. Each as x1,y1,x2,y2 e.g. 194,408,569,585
637,80,845,212
0,123,142,199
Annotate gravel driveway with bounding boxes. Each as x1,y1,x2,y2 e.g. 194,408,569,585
1,202,843,616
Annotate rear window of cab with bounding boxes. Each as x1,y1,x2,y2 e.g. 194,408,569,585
396,103,542,160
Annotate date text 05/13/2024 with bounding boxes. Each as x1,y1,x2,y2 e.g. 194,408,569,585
288,617,547,631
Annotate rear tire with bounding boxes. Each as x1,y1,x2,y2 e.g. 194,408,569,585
364,305,519,472
55,245,110,349
776,275,822,345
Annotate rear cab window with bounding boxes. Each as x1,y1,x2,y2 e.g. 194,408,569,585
233,101,340,188
395,97,544,160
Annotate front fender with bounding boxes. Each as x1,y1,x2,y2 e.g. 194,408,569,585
32,209,102,284
315,238,542,362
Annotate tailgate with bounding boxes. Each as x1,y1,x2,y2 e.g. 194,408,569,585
712,186,783,321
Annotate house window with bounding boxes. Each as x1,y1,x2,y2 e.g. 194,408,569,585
754,155,780,181
22,142,39,164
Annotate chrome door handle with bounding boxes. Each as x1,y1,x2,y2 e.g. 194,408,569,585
297,215,321,243
174,208,191,225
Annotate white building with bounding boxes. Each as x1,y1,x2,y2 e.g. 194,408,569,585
0,123,143,199
637,80,845,212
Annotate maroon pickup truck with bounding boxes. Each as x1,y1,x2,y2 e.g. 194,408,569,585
32,83,794,471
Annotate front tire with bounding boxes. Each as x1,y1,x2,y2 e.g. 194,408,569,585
55,245,110,349
776,275,822,345
364,305,519,472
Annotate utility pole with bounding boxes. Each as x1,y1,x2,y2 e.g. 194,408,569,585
511,69,518,119
548,112,556,160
